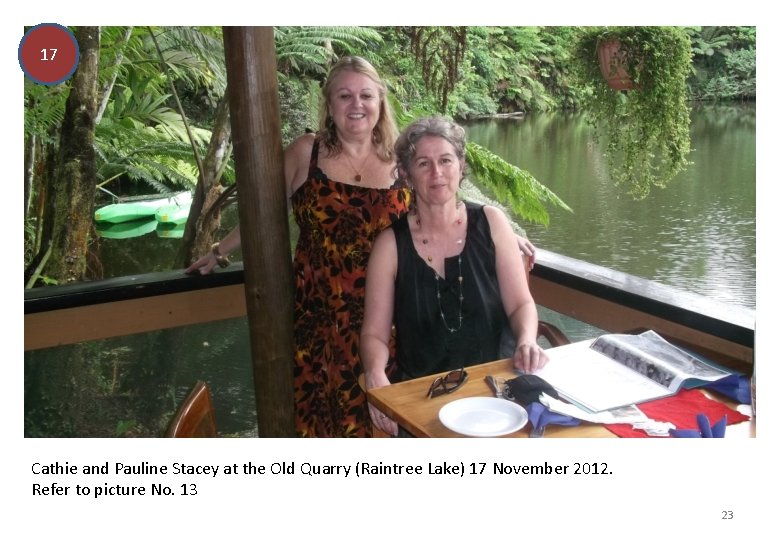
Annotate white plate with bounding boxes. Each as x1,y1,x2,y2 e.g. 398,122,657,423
438,397,528,437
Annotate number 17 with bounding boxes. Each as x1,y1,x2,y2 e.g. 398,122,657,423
40,49,58,61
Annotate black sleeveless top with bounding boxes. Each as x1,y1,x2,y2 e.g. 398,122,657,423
392,202,514,380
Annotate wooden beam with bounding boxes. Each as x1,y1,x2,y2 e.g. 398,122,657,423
223,27,295,437
530,277,752,370
529,248,755,371
24,284,246,351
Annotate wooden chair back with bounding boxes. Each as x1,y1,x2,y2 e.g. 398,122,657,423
166,380,218,437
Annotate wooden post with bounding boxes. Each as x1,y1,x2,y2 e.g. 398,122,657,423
223,27,295,436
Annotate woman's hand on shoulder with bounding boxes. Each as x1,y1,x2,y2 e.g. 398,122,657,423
515,236,536,269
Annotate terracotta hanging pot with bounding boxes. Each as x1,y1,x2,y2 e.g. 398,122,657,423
597,39,636,91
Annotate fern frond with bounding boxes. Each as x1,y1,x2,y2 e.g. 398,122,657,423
24,81,68,143
466,142,571,227
274,26,383,75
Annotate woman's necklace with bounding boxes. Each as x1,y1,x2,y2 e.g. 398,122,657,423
434,255,464,333
343,150,370,183
415,200,464,262
414,201,465,333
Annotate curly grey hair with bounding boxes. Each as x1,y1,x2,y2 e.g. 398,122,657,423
393,116,467,184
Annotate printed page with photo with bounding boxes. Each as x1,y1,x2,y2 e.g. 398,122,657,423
536,331,731,413
590,330,731,392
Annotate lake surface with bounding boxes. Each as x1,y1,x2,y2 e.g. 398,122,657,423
463,103,756,309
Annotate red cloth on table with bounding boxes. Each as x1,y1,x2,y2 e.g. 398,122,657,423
603,388,750,438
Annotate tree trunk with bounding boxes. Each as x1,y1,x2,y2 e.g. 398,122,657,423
45,26,100,283
24,142,57,286
26,28,102,436
95,26,133,125
24,132,36,219
177,94,232,267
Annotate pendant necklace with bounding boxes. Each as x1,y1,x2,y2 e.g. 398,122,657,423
344,150,370,183
414,201,465,333
434,255,464,333
416,200,464,262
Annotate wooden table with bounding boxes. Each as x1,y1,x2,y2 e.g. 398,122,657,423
366,358,755,438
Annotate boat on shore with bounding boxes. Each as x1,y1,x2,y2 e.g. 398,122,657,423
95,218,158,239
156,222,186,238
155,201,191,225
94,192,192,224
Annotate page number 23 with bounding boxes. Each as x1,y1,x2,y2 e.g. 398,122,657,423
721,510,734,520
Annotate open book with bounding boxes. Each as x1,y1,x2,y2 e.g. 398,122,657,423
535,330,731,413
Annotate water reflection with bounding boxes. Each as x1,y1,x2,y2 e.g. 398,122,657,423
463,104,756,308
24,318,257,437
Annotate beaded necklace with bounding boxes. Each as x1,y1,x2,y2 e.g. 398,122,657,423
414,201,466,333
434,256,464,333
415,200,464,262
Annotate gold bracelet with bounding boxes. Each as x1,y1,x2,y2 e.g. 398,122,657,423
211,242,231,268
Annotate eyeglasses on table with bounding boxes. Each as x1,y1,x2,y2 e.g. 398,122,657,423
427,366,469,398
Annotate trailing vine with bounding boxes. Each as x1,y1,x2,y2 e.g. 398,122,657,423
571,26,693,198
403,26,467,112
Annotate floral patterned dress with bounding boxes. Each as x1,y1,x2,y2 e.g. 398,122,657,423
290,141,410,437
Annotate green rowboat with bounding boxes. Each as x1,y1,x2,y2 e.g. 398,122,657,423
94,192,192,224
156,222,186,239
96,218,158,239
155,202,191,225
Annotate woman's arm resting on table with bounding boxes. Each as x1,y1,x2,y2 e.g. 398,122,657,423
486,206,549,373
360,229,400,436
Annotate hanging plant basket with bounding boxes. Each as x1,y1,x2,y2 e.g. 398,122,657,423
597,39,636,91
571,27,694,199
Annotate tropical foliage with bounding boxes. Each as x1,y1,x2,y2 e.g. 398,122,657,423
466,143,569,227
570,26,694,199
274,26,382,76
23,26,756,283
687,26,755,101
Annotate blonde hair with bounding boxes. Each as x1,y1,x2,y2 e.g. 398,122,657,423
318,56,397,162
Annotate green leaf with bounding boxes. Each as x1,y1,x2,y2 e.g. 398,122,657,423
466,142,571,227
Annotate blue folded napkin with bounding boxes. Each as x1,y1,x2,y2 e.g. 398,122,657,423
526,402,581,430
702,373,751,404
669,413,727,438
